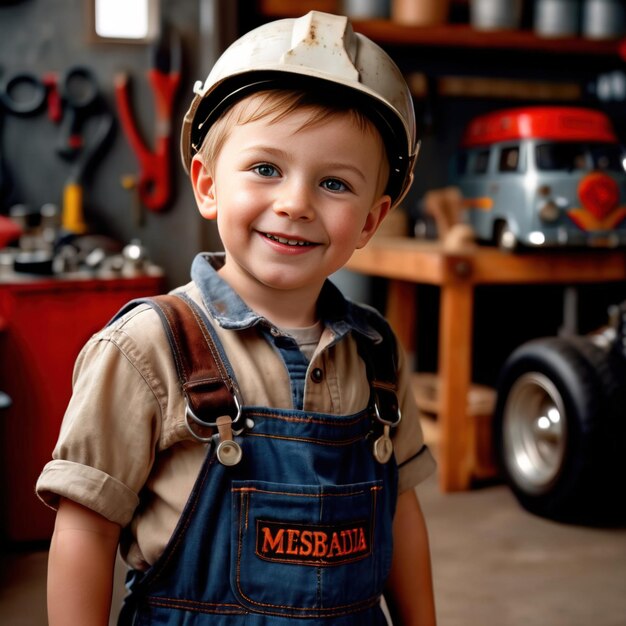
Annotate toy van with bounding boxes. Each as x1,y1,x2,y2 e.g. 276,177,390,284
453,106,626,250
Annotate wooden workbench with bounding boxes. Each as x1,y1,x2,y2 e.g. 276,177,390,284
346,237,626,492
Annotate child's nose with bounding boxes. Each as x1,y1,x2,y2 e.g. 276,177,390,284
272,180,315,221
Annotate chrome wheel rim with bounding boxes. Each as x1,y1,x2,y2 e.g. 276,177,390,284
502,372,567,494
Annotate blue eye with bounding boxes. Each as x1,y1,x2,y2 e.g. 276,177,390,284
254,164,279,177
322,178,347,192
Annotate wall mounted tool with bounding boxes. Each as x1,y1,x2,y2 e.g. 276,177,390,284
115,26,181,213
55,66,115,234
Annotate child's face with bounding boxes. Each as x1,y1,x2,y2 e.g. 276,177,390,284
191,100,391,298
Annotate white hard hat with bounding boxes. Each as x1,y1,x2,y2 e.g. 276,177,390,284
181,11,419,206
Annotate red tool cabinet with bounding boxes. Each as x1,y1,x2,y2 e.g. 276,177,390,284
0,273,165,544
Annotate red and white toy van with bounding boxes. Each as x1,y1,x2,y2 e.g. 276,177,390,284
453,106,626,250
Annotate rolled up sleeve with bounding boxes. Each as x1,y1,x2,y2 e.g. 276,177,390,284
36,319,164,526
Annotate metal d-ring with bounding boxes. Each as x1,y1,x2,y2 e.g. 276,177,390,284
185,391,244,429
371,391,402,465
184,391,245,443
184,407,214,443
373,396,402,428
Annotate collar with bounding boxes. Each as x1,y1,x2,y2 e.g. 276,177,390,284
190,252,384,345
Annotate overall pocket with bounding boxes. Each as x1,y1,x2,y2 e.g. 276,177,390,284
230,480,393,619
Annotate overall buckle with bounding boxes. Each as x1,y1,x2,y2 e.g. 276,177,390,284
371,386,401,464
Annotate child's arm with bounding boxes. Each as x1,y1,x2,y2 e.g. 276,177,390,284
47,498,121,626
385,488,437,626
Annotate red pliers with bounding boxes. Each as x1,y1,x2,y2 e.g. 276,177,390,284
115,29,181,213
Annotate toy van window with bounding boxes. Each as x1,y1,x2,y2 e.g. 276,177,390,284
590,144,624,172
498,146,521,173
471,149,490,175
536,143,588,172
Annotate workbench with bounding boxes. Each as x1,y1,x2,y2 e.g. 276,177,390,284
346,237,626,492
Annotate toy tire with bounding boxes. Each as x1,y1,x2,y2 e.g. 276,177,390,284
494,336,626,524
495,221,519,252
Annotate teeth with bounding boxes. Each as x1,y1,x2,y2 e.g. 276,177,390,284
265,233,311,246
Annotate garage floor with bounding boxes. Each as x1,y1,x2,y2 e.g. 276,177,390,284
2,467,625,626
421,473,626,626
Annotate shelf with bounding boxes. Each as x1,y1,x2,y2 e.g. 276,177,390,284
346,237,626,285
352,21,622,57
254,1,624,59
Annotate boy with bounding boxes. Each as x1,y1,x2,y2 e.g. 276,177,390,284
37,11,437,625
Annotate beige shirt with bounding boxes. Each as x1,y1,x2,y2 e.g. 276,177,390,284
37,261,435,571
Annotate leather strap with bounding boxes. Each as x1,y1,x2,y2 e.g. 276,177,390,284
142,294,241,427
356,311,401,428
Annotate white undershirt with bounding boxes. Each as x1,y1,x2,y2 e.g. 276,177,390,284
282,321,324,360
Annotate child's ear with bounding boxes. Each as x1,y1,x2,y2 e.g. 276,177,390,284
356,195,392,249
190,155,217,220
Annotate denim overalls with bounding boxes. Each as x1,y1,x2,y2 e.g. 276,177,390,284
118,256,400,625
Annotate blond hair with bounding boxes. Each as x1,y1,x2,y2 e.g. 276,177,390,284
197,89,389,192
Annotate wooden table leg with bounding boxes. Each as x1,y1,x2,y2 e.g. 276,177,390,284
386,280,417,369
438,276,474,491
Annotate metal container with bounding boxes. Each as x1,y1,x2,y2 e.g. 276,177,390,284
534,0,580,37
392,0,450,25
342,0,389,18
470,0,523,29
582,0,626,39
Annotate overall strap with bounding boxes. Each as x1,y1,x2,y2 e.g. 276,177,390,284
355,310,402,464
111,294,242,432
357,310,401,424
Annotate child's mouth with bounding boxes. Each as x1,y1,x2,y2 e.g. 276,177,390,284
264,233,315,247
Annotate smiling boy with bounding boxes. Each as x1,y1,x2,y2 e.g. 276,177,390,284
192,90,392,327
39,12,437,625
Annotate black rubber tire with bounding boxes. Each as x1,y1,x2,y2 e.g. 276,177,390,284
494,335,626,524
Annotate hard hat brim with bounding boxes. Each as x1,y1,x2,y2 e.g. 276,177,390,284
181,72,415,205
